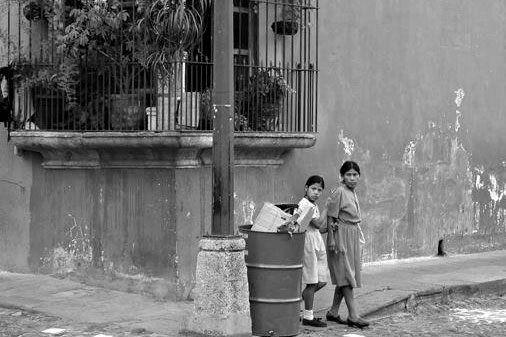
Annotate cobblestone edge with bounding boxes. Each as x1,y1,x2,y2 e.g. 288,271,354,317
0,300,42,315
363,278,506,319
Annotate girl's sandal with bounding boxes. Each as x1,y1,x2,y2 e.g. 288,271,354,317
346,317,370,329
326,312,347,325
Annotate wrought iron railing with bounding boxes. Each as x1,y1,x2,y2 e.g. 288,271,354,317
0,0,318,133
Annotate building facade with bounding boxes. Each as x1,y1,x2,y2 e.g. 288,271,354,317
1,0,505,300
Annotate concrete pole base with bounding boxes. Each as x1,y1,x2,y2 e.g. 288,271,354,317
181,236,251,337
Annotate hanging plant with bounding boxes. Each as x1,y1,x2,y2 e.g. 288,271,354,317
135,0,212,76
271,20,298,36
22,0,44,21
21,0,57,22
271,0,314,36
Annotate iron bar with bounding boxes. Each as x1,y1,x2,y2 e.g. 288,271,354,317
5,0,317,133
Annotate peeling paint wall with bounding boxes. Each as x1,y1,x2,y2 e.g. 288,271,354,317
286,0,506,262
0,152,291,300
26,165,181,299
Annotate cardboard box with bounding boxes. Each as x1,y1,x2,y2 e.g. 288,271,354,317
251,202,292,232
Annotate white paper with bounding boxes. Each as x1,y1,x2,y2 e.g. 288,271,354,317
42,328,66,335
251,202,291,232
297,205,314,232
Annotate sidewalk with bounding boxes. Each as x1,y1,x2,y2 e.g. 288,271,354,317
1,250,506,336
314,249,506,319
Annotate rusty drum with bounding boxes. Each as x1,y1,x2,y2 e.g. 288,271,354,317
239,223,305,337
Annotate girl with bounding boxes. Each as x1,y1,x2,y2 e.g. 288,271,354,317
288,175,330,327
326,161,370,329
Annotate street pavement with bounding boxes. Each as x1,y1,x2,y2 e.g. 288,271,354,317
0,250,505,336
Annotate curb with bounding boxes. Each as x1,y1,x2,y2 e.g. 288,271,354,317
0,299,42,315
363,278,506,319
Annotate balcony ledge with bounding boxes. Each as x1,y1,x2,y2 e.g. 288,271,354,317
10,131,317,169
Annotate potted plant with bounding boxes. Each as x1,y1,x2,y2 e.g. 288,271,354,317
9,0,211,130
11,62,78,129
135,0,211,130
239,67,295,131
271,0,313,36
199,67,295,132
61,0,211,130
59,0,145,130
6,0,78,130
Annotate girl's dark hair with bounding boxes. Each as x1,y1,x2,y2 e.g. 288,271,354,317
340,161,361,176
305,175,325,189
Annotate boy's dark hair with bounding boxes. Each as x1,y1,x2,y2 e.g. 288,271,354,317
340,161,361,177
305,175,325,189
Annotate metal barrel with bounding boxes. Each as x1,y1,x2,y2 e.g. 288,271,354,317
239,224,305,337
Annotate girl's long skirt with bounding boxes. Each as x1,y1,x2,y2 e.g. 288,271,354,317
326,222,362,288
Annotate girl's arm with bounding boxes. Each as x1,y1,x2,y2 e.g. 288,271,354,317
309,205,327,229
327,215,336,252
309,195,331,230
327,219,344,253
281,213,300,227
334,225,345,253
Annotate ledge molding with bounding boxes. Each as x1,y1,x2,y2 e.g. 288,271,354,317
10,131,317,169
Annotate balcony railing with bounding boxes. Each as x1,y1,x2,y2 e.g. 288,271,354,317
1,0,318,133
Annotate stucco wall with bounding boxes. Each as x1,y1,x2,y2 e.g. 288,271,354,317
281,0,506,261
18,156,292,300
0,126,32,271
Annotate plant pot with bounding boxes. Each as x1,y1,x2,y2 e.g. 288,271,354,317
109,94,146,130
271,20,299,36
246,101,281,131
23,1,43,21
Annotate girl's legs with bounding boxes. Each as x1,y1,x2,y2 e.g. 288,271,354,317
302,283,327,327
303,282,327,310
328,286,344,317
315,281,327,292
341,285,370,328
302,283,317,311
341,286,358,320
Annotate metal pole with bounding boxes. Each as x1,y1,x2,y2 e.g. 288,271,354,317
212,0,234,236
